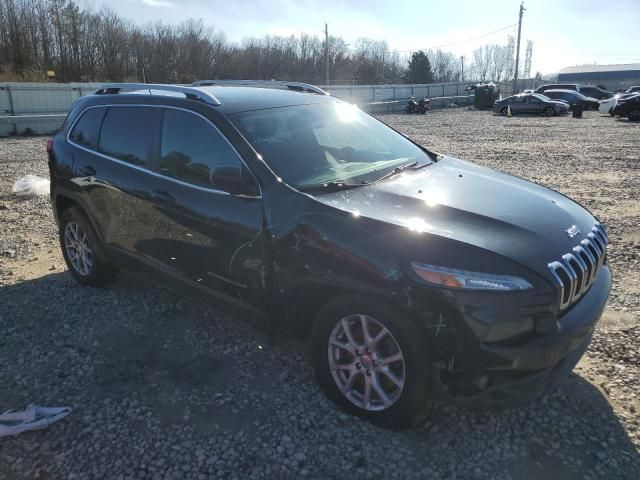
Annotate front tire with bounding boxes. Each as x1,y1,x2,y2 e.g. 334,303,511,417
500,107,508,116
59,207,118,286
311,295,433,430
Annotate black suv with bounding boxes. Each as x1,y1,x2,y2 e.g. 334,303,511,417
48,81,611,429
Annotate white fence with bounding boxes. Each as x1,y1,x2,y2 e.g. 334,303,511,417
0,81,496,136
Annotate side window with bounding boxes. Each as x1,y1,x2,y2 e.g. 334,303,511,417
160,109,241,189
98,107,161,168
69,108,106,149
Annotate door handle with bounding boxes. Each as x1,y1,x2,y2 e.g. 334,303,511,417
151,189,175,204
79,165,96,176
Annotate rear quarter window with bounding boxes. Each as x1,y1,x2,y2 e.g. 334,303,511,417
69,107,106,150
98,107,161,168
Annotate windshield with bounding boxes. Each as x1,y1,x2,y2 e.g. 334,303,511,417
230,102,432,189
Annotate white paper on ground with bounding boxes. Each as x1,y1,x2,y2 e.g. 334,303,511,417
11,174,50,196
0,405,71,437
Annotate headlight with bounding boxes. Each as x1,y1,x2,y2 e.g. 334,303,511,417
410,262,532,291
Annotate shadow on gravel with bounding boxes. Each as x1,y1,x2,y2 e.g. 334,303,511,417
405,373,640,479
1,271,639,479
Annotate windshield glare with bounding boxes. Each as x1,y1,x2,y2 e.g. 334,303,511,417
230,102,431,189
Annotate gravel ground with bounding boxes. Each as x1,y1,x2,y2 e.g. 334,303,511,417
0,109,639,479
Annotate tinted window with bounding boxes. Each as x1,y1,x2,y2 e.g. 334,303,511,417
70,108,105,149
160,109,241,188
98,107,160,168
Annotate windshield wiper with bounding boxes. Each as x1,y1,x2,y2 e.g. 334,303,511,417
373,161,428,183
299,180,369,194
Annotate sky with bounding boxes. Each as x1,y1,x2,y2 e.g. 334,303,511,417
98,0,640,75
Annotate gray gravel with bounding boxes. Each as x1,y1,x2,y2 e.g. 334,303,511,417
1,109,639,479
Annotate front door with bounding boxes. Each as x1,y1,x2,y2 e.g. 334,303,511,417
134,107,268,310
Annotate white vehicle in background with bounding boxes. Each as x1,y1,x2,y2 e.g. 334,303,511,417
599,86,640,115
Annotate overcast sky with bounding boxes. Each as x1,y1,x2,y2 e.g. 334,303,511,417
99,0,640,74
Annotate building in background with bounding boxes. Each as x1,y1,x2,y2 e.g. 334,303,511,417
557,64,640,90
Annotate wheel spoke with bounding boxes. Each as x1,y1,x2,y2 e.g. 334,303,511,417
341,317,359,348
378,352,403,366
363,375,372,406
71,223,79,242
330,362,353,371
342,370,359,394
371,372,391,407
359,315,373,345
369,327,389,348
329,338,356,355
378,367,404,389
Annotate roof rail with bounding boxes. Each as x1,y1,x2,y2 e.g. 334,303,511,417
191,80,329,95
94,83,221,106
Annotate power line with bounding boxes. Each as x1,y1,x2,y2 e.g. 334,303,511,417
348,23,517,55
425,24,517,51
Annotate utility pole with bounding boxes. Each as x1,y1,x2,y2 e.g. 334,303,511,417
460,56,464,82
513,2,525,94
324,23,330,86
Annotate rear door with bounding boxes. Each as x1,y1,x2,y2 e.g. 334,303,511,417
70,105,162,251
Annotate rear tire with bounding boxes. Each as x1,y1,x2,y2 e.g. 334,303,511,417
59,206,118,286
544,107,555,116
311,294,434,430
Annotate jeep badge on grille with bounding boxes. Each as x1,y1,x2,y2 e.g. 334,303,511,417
565,225,581,239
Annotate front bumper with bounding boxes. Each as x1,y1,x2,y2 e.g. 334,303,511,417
433,265,611,409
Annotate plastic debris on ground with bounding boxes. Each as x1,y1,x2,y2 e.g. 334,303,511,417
12,175,50,197
0,405,71,437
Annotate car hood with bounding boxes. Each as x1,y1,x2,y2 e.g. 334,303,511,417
312,157,598,278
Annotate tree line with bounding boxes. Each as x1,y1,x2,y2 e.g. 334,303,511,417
0,0,530,84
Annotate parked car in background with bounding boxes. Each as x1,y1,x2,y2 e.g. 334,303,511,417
599,92,640,115
577,86,613,100
48,81,610,429
493,93,568,116
624,86,640,94
612,93,640,121
535,84,612,100
542,90,600,111
535,83,580,94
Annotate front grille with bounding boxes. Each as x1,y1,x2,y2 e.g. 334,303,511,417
548,222,608,312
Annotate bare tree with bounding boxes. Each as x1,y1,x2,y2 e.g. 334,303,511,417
0,0,526,84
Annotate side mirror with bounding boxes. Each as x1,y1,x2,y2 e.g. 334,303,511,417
210,164,244,195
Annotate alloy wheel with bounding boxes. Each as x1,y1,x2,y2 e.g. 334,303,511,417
328,314,406,411
64,221,93,276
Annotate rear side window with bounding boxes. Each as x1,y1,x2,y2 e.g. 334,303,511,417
160,109,241,188
69,108,106,149
99,107,161,168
